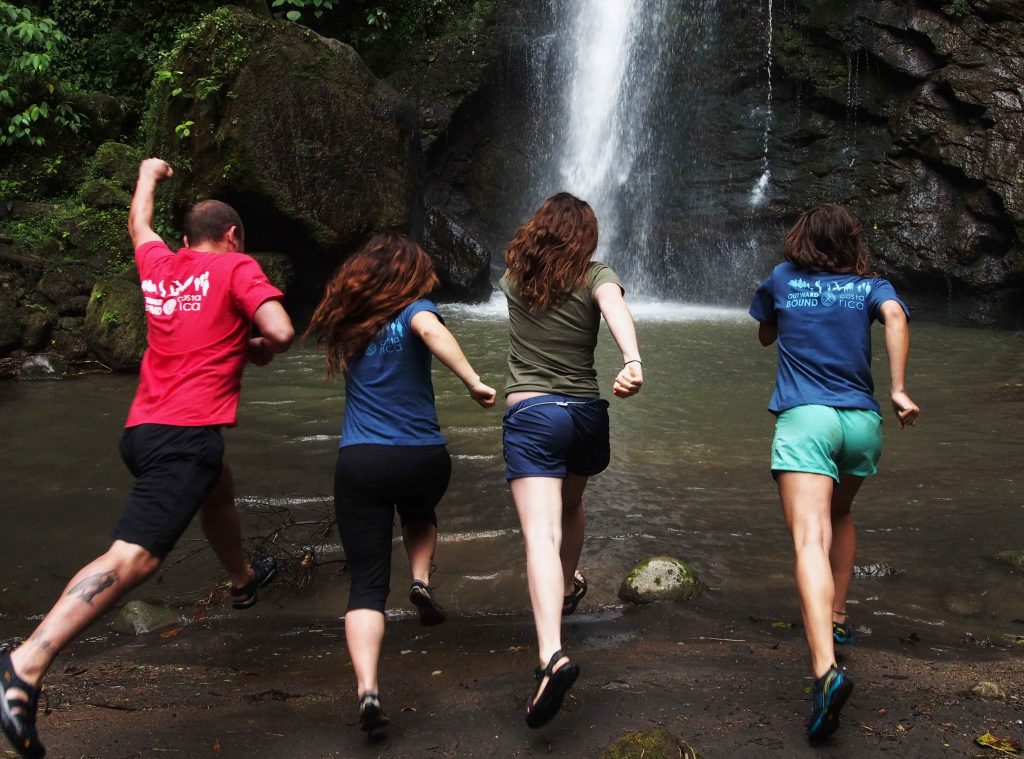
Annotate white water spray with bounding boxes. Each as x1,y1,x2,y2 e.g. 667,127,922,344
750,0,773,207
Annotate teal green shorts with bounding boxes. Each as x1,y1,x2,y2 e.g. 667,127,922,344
771,405,883,482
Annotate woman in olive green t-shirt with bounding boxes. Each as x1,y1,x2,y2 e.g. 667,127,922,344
500,192,643,729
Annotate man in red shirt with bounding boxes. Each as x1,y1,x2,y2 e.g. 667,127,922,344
1,158,295,759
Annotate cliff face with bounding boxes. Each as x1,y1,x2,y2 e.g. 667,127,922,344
765,0,1024,326
428,0,1023,326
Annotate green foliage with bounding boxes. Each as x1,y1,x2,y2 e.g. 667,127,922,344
45,0,223,100
271,0,337,23
0,2,85,148
100,308,122,327
943,0,971,18
174,119,194,139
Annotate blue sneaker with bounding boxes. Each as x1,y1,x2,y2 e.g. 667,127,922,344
807,665,853,742
833,620,854,645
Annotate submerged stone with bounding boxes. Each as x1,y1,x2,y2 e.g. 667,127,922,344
601,728,701,759
619,555,702,604
994,550,1024,572
853,562,902,579
114,600,180,635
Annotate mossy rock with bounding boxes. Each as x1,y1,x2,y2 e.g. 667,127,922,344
79,178,133,211
0,292,23,352
619,556,703,604
57,206,133,269
142,6,420,254
601,728,701,759
249,252,294,294
994,550,1024,572
88,141,141,188
16,305,58,351
85,275,146,371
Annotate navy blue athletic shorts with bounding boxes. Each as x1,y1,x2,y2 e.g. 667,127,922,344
502,394,610,480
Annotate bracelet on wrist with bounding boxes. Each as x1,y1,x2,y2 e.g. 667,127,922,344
623,359,642,367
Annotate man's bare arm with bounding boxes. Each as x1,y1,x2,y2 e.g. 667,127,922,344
128,158,173,249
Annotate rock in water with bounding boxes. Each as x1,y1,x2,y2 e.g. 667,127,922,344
619,556,703,604
17,354,67,381
114,601,180,635
853,562,902,579
422,206,492,303
84,275,147,371
994,550,1024,572
601,728,701,759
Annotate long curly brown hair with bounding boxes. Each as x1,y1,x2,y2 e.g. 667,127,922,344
306,232,439,377
505,192,599,312
784,203,874,276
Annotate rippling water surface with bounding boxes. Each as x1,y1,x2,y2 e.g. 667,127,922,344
1,300,1022,645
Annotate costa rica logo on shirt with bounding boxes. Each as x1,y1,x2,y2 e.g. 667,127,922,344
141,272,211,317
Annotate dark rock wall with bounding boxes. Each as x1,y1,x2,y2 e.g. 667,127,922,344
428,0,1024,326
765,0,1024,326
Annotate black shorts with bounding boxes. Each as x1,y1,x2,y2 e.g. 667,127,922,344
334,444,452,613
112,424,225,558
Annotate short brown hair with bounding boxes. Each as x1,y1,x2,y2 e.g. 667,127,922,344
183,200,245,247
783,203,873,276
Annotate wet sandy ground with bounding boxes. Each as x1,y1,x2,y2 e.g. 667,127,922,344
2,598,1021,758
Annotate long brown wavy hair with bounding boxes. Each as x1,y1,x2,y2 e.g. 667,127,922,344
784,203,874,276
306,232,439,377
505,192,599,311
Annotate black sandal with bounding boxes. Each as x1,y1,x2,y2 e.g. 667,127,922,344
231,555,277,610
0,652,45,759
358,692,390,733
525,649,579,729
562,572,588,616
409,580,446,626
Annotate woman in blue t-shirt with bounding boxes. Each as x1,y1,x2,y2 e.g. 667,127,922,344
306,232,496,733
749,204,920,743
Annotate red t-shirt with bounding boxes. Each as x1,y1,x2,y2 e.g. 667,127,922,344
125,241,284,428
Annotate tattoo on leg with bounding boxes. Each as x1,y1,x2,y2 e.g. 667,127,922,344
66,571,118,605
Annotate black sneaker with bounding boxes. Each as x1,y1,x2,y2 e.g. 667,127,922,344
807,665,853,742
409,580,446,626
231,555,277,610
358,693,390,733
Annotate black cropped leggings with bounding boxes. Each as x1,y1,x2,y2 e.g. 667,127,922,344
334,444,452,613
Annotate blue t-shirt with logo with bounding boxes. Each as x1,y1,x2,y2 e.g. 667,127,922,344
749,262,909,414
340,299,446,447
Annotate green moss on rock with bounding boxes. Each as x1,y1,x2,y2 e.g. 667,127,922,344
249,252,295,294
85,276,146,370
601,728,701,759
79,178,133,211
620,555,703,604
994,550,1024,572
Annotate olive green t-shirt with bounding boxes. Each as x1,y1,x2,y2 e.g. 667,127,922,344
499,262,623,397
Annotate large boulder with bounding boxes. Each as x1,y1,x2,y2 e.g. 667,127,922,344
423,206,492,302
144,7,421,256
84,275,147,371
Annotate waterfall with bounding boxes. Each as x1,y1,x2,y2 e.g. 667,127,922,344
554,0,672,295
750,0,773,207
518,1,776,303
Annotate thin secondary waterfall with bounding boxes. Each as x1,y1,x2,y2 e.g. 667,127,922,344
750,0,773,207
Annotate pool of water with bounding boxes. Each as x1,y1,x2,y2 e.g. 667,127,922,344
1,297,1022,646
